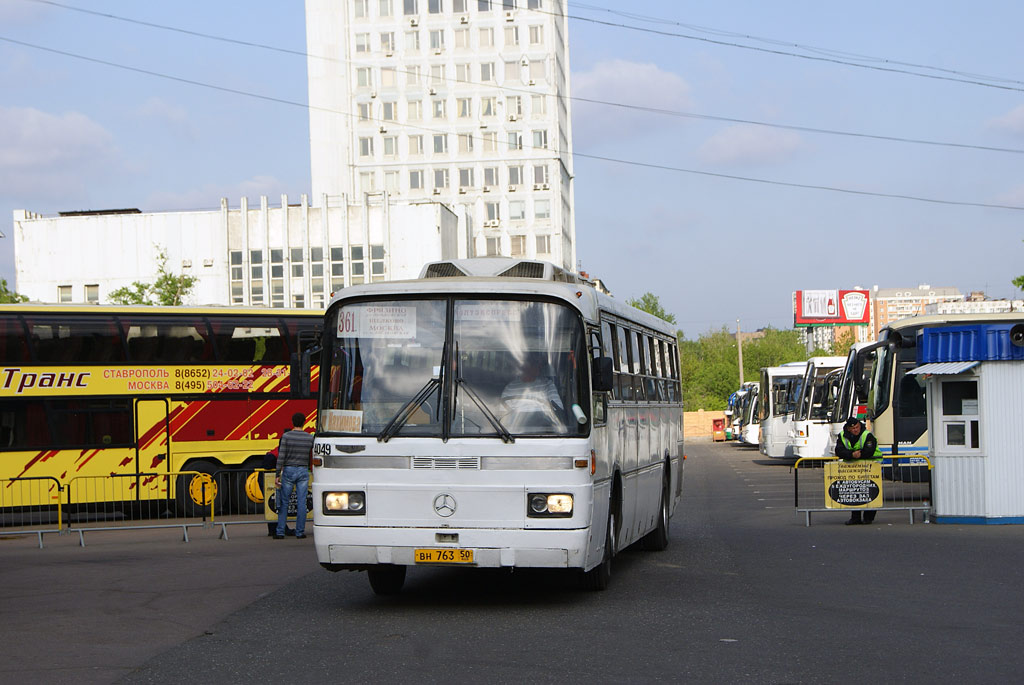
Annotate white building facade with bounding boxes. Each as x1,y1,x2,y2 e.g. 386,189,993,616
305,0,576,270
14,194,459,306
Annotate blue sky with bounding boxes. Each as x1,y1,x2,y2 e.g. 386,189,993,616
1,0,1022,337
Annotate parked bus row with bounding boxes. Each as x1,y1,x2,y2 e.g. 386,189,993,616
727,311,1024,482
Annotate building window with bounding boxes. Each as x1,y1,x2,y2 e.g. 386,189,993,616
479,27,494,47
478,0,492,10
291,248,304,278
404,0,418,14
459,167,474,188
355,33,370,53
356,68,371,88
385,170,400,193
458,132,474,152
433,133,448,153
407,99,422,120
534,198,551,219
292,294,305,309
410,169,424,190
529,58,545,81
507,131,522,150
939,379,980,450
330,247,345,292
482,131,498,151
485,236,500,256
456,63,471,83
379,0,393,16
536,234,550,254
454,28,469,48
406,66,421,87
509,200,525,220
504,26,519,46
383,136,398,156
502,0,516,8
480,62,495,82
529,25,543,44
380,32,395,51
229,250,243,281
354,0,369,17
351,246,366,285
381,67,397,87
360,171,377,192
433,99,447,119
81,284,98,303
504,61,520,82
382,101,396,121
358,102,371,121
510,235,526,256
485,201,500,221
430,64,445,86
532,129,548,149
311,247,324,280
251,279,264,305
371,245,386,282
429,29,445,50
508,165,523,185
454,0,467,11
405,30,420,51
531,94,546,115
409,134,424,154
533,163,548,184
481,97,497,116
428,0,443,14
433,168,449,189
483,166,498,186
270,249,284,279
507,95,522,116
457,98,472,118
250,250,263,281
527,0,542,8
359,137,374,157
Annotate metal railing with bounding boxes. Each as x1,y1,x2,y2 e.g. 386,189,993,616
793,456,933,526
1,467,285,547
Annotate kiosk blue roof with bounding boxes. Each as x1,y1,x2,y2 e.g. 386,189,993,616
917,324,1024,363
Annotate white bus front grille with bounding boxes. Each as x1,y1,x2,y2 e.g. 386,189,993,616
412,457,481,470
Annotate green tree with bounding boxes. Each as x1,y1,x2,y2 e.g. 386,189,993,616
109,247,197,306
627,292,677,325
0,278,28,303
1013,274,1024,292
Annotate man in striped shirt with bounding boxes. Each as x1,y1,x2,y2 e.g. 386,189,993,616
274,412,314,539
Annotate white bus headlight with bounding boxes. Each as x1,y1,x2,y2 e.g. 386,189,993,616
323,491,366,515
528,493,573,518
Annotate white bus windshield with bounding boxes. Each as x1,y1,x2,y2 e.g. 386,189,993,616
321,297,588,439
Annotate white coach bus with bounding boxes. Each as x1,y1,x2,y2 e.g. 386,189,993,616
758,362,807,458
305,259,685,594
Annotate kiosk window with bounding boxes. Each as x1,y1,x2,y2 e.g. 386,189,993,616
939,379,979,450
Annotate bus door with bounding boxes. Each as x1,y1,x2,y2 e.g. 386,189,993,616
135,399,171,502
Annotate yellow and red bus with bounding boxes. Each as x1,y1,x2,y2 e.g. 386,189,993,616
0,304,320,516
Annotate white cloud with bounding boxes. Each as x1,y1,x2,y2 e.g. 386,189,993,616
0,106,115,200
133,97,196,140
988,104,1024,135
144,176,288,212
571,60,692,147
696,124,803,166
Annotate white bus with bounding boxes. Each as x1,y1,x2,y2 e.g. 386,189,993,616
790,356,846,460
758,362,807,458
738,383,760,446
306,259,685,594
827,342,874,456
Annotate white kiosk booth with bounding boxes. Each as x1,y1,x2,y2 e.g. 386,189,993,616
909,321,1024,524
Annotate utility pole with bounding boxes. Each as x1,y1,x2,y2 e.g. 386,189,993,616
736,318,744,386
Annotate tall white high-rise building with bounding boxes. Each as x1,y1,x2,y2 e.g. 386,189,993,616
305,0,576,271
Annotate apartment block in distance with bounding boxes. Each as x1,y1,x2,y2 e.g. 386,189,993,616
305,0,576,270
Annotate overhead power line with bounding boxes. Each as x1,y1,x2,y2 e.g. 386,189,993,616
19,0,1024,156
3,34,1022,213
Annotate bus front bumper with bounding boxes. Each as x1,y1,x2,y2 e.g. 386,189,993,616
313,526,591,569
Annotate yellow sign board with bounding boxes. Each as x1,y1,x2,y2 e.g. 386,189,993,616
0,364,291,397
824,460,883,509
263,472,314,522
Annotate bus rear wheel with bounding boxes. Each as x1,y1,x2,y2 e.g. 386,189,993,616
368,565,407,595
175,460,221,518
640,473,670,551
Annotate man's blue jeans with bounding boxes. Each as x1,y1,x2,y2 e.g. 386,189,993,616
276,466,310,537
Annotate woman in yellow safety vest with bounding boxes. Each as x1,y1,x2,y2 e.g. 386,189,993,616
835,417,883,525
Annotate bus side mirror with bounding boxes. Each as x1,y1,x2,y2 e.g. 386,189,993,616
592,357,614,392
292,333,322,398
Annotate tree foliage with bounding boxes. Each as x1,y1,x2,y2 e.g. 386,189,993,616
626,292,677,325
0,278,28,304
109,248,197,306
678,327,810,410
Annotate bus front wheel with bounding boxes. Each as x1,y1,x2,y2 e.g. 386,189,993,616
368,565,407,595
581,507,615,591
175,460,220,518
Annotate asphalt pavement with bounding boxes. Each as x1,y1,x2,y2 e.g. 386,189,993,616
4,441,1024,684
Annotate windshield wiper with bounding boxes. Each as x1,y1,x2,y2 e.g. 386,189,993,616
377,342,446,443
453,343,513,443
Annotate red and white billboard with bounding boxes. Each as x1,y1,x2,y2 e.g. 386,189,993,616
794,289,870,326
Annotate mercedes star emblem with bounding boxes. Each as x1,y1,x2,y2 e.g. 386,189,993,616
433,493,457,517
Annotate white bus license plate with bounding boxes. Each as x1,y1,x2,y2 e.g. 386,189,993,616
414,548,474,564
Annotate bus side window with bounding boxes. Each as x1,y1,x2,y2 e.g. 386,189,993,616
0,315,29,364
629,330,645,401
616,325,633,401
652,338,666,401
